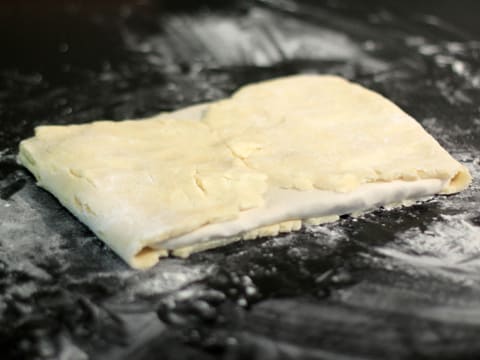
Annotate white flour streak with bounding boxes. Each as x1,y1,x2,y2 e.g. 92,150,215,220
378,214,480,272
125,8,387,72
304,223,348,248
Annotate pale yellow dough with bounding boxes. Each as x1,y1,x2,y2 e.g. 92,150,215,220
203,75,470,193
18,75,471,269
19,115,268,269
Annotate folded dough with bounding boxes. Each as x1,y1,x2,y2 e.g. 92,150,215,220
203,75,469,193
18,75,471,269
19,113,267,268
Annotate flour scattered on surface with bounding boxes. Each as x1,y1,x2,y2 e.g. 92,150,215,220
126,263,215,299
378,214,480,273
125,8,387,72
304,223,349,248
375,147,480,281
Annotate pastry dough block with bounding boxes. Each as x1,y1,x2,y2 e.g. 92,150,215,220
18,75,471,269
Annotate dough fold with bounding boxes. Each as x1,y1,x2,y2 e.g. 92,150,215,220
18,75,471,268
203,75,470,194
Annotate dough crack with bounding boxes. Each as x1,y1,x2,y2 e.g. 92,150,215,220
73,195,97,216
223,142,258,172
68,168,97,188
193,170,208,195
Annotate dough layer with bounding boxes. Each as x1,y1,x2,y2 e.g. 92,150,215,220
18,75,471,269
203,75,469,194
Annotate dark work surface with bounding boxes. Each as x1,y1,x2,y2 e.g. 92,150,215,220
1,0,480,359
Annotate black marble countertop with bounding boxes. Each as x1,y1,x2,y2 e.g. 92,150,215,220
1,1,480,359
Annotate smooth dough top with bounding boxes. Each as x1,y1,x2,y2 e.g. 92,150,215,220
203,75,471,193
18,75,471,269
